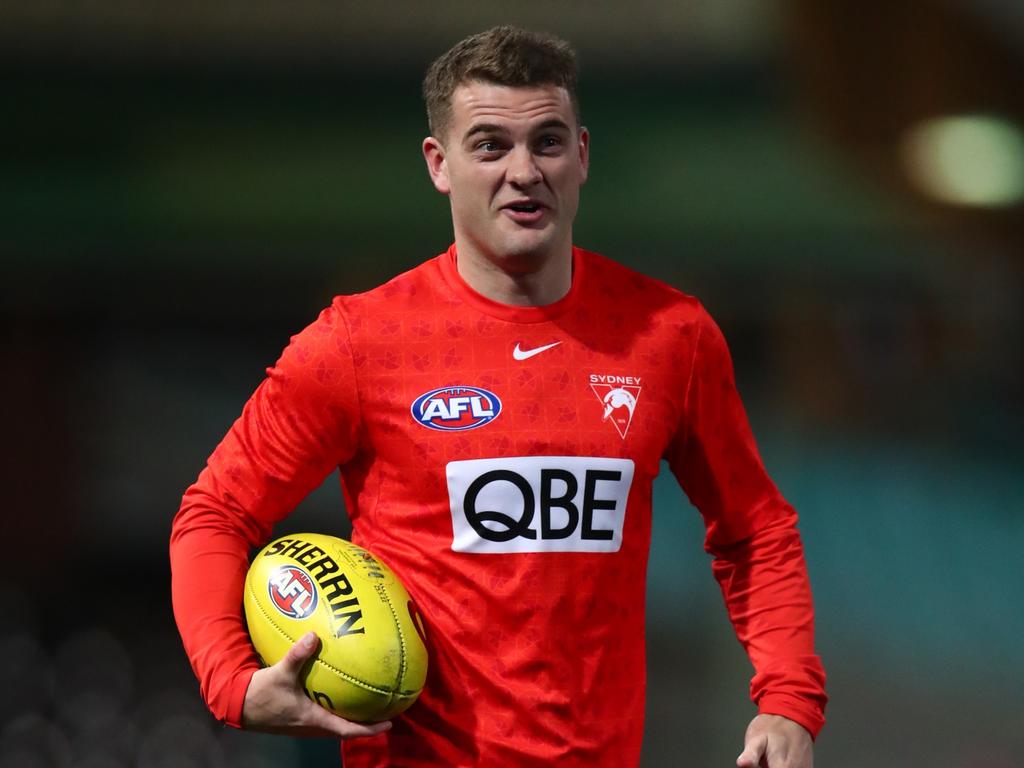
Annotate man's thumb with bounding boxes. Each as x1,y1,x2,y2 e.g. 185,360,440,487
281,632,319,677
736,733,767,768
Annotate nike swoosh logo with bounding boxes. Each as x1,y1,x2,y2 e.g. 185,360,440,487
513,341,562,361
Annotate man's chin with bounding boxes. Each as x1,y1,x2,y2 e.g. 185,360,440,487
492,241,559,270
494,228,563,261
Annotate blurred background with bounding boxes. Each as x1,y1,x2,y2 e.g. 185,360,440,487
3,0,1023,766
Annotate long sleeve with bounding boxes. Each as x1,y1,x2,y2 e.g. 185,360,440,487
169,299,362,727
665,308,827,738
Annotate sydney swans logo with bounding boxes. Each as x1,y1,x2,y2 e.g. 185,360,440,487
589,374,642,438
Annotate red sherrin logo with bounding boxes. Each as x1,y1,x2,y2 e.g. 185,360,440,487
267,565,318,619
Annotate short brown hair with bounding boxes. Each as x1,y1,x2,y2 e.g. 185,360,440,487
423,25,580,141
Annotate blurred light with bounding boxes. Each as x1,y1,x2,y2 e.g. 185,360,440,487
67,699,138,765
0,714,71,768
902,114,1024,207
221,729,301,768
0,634,53,722
71,758,125,768
53,628,133,714
134,689,210,733
137,714,221,768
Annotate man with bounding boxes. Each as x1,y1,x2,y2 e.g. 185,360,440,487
171,25,826,767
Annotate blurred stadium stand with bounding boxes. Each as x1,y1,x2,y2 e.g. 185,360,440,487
2,2,1022,767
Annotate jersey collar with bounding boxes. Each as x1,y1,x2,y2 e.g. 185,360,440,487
436,243,586,324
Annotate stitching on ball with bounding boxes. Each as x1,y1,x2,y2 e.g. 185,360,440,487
374,582,408,691
246,581,394,697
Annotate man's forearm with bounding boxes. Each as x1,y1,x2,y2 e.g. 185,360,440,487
710,515,827,738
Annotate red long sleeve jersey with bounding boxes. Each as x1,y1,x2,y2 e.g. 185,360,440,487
171,245,826,767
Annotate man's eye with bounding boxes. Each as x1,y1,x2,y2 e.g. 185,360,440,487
538,136,563,151
477,140,501,152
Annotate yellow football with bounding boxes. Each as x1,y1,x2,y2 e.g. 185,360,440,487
243,533,428,722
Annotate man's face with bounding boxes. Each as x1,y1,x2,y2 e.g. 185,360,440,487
423,81,589,273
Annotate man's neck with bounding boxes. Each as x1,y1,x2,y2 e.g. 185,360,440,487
453,242,573,308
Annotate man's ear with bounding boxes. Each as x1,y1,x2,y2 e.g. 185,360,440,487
422,136,451,195
577,126,590,185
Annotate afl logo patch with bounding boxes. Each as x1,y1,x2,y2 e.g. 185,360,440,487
267,565,318,619
411,386,502,431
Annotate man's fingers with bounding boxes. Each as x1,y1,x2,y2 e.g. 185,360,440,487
736,733,767,768
279,632,320,678
249,632,392,741
340,720,392,739
305,701,392,740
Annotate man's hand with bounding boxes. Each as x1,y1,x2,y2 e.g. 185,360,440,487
241,631,392,740
736,714,813,768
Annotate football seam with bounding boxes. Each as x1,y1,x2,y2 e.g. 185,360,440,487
374,581,409,692
246,581,396,697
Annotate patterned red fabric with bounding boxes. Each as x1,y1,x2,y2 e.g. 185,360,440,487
170,245,826,767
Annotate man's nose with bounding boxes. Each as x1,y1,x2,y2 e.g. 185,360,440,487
507,147,542,187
